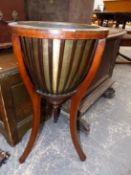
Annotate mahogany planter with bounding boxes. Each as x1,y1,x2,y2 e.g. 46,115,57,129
10,21,108,163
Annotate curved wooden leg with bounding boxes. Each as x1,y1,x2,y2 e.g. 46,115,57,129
11,35,42,163
19,95,41,163
69,39,106,161
69,95,86,161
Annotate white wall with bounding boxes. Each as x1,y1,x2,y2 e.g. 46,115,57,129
94,0,104,10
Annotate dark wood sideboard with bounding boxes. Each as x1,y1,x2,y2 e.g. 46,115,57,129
0,28,125,146
0,49,50,146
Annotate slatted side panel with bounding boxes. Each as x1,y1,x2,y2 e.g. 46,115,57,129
20,37,97,94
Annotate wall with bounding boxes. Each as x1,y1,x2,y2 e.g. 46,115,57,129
68,0,94,23
26,0,69,21
25,0,94,23
0,0,25,20
94,0,104,10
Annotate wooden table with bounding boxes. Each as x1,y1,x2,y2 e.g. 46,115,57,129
94,11,131,28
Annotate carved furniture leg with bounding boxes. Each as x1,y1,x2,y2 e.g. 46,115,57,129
70,96,86,161
69,39,106,161
19,95,41,163
12,35,42,163
53,105,61,123
103,87,115,99
77,117,90,134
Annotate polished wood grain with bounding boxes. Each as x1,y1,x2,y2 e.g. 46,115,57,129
12,34,42,163
70,39,106,160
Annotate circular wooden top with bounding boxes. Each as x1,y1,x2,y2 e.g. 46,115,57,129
9,21,106,31
9,21,109,39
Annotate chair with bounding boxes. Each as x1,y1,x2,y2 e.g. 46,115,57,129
115,20,131,64
9,21,108,163
93,11,131,64
118,30,131,64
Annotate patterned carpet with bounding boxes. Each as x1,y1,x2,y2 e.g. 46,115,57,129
0,55,131,175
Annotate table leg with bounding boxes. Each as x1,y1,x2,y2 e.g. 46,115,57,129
19,95,41,163
70,95,86,161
